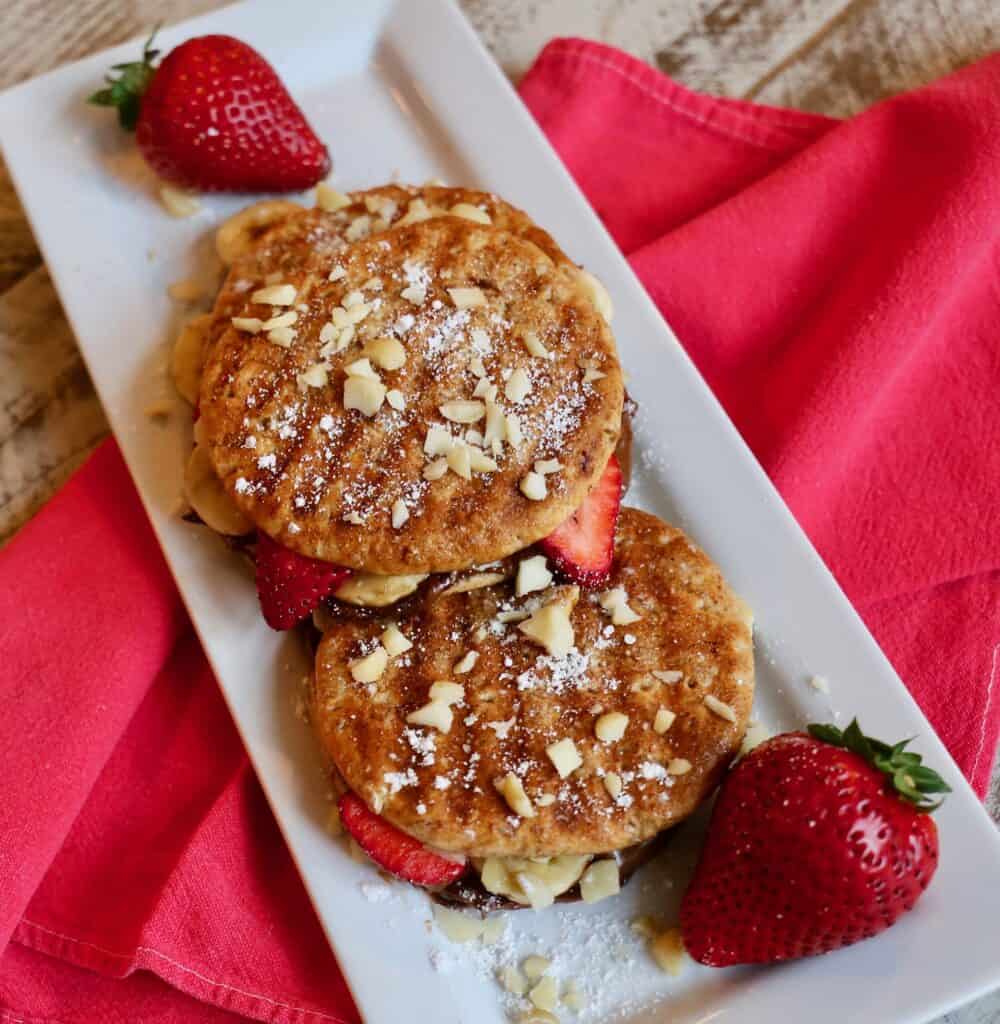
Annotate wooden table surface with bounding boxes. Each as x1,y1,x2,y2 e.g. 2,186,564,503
0,2,997,1021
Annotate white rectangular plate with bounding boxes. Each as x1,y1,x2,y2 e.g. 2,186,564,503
2,2,999,1022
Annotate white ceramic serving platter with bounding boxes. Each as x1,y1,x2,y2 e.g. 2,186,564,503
2,1,999,1021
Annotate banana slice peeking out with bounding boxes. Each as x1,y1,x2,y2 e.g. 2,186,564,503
184,445,252,536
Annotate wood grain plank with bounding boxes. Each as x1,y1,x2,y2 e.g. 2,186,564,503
750,0,1000,114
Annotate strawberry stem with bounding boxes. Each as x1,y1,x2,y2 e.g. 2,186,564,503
808,719,951,811
88,26,161,131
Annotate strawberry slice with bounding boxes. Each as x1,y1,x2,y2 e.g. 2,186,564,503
254,532,350,630
539,454,622,587
338,793,467,887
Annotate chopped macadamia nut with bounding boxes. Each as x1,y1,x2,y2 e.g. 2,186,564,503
400,284,426,304
482,917,506,945
350,646,388,684
496,772,535,818
423,458,449,481
603,771,623,799
316,183,351,212
441,572,507,594
484,401,506,447
630,915,663,939
396,198,431,226
231,317,264,333
519,595,575,656
364,336,406,370
391,499,409,529
522,331,550,358
424,425,453,457
159,184,201,218
505,367,532,403
440,400,485,424
501,966,528,996
650,927,688,976
580,859,620,903
667,757,692,775
704,694,738,722
516,555,553,597
345,214,371,241
268,326,296,348
328,265,347,281
449,202,491,224
505,412,524,447
406,701,453,733
429,681,465,705
433,905,486,943
546,737,582,778
345,358,379,380
535,792,556,807
297,363,328,389
261,310,297,330
251,283,296,306
448,286,487,309
653,670,683,684
522,955,551,980
453,650,479,674
516,1011,558,1024
344,377,386,416
447,442,473,480
598,587,642,626
562,980,584,1011
386,388,406,411
520,472,548,501
529,975,559,1013
653,708,677,734
534,459,562,476
473,378,499,401
469,449,498,474
595,712,629,743
346,302,373,324
381,624,412,657
583,367,606,383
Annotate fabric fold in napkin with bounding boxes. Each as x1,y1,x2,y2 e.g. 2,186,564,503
1,37,998,1024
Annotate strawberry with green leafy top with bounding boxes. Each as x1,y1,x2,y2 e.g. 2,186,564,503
90,31,330,192
680,719,949,966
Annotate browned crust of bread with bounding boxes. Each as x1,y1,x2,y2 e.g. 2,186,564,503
311,508,754,856
200,217,623,573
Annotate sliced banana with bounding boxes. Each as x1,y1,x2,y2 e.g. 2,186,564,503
333,571,427,607
171,313,213,405
576,267,613,324
183,445,252,536
215,200,303,265
480,854,592,909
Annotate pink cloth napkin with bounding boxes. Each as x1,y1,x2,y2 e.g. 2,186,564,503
2,37,998,1024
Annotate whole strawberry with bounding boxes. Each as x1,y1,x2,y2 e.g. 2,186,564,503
90,31,330,191
255,532,349,630
680,720,949,966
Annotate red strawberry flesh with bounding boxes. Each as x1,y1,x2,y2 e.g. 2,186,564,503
338,793,467,887
91,33,330,192
254,531,349,630
539,454,622,587
680,725,943,966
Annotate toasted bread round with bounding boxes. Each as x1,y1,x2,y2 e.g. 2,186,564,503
207,184,574,347
310,508,755,857
200,217,624,574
